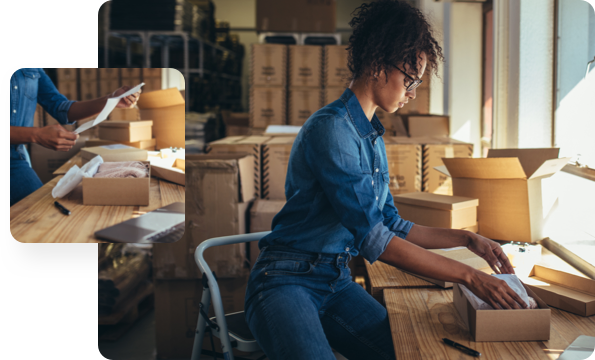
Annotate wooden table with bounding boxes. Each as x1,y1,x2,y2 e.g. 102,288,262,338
365,260,439,303
10,154,185,243
384,287,595,360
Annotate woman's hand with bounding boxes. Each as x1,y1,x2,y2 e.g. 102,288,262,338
111,86,141,108
33,124,79,151
467,233,514,275
465,270,529,309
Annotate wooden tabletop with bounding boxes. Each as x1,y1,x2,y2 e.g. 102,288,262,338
365,260,440,303
384,287,595,360
10,170,185,243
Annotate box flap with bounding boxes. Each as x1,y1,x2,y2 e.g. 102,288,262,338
529,265,595,296
528,157,571,180
393,192,478,210
433,165,450,177
442,158,527,179
99,120,153,128
488,148,560,178
137,88,185,109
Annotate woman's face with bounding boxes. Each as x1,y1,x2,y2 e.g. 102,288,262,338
372,52,428,114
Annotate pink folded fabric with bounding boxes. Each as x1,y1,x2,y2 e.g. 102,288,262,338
94,161,149,178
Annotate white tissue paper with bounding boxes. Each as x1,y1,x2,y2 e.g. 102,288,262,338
52,155,104,198
459,274,531,310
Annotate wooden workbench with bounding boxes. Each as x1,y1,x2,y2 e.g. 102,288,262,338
10,153,185,243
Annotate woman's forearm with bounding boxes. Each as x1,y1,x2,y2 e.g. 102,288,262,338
11,127,39,145
67,95,110,122
405,224,471,249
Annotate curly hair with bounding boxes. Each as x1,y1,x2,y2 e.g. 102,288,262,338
347,0,444,82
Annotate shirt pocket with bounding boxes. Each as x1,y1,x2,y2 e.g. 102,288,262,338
21,69,39,101
378,171,390,211
264,260,314,276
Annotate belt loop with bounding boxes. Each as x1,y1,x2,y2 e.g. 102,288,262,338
312,253,322,267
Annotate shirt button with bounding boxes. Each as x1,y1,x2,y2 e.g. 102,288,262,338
13,109,16,113
345,247,350,252
371,180,374,186
376,196,379,201
376,168,379,172
14,86,17,89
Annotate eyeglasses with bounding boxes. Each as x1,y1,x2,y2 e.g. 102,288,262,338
393,66,423,92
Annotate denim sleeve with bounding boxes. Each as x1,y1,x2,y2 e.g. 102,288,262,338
303,115,396,264
36,69,76,125
382,191,415,239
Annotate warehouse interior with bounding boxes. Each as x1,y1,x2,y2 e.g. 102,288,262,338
98,1,595,360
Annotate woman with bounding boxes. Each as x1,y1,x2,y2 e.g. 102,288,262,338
10,68,141,206
245,1,527,359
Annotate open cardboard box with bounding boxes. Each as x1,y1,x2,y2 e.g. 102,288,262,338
524,265,595,317
82,161,150,206
136,88,185,149
453,281,551,342
81,145,148,165
151,158,185,186
85,138,156,151
98,120,153,143
393,192,478,230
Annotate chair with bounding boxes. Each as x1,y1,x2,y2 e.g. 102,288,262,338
190,231,271,360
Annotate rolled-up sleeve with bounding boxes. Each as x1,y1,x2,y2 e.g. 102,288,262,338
382,191,414,239
303,116,397,263
36,69,76,125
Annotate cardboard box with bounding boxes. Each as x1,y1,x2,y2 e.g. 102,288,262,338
524,265,595,317
99,68,120,80
249,199,285,264
453,282,550,342
85,138,156,151
79,68,97,82
57,81,78,100
251,44,287,87
154,276,248,359
384,137,422,195
136,88,185,149
407,115,449,138
288,87,322,126
324,45,349,88
393,192,478,229
288,45,322,88
436,148,570,242
262,136,295,200
376,109,408,136
99,79,120,96
250,86,286,128
56,68,78,82
207,136,271,199
108,107,140,121
30,140,86,184
323,87,345,106
120,68,141,79
422,137,473,195
151,158,185,186
256,0,336,33
82,161,150,205
79,81,98,101
98,120,153,142
142,68,162,78
222,111,250,137
81,145,148,165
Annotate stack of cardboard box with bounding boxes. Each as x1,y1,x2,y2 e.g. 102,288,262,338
79,69,99,101
287,45,323,126
250,44,287,131
322,45,349,106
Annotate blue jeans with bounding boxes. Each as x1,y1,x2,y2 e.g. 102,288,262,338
10,158,43,206
245,246,396,360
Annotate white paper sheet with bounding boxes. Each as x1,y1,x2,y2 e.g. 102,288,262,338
74,83,144,134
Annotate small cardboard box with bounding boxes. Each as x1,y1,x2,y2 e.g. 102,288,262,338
79,81,98,101
384,137,422,195
393,192,478,229
98,120,153,142
85,138,156,151
289,45,322,88
151,158,185,186
136,88,185,149
256,0,336,33
250,86,287,128
251,44,287,87
82,161,150,205
422,137,473,195
453,282,551,342
249,199,286,264
323,87,345,106
79,68,97,82
407,115,449,138
262,136,296,200
222,111,250,137
524,265,595,317
288,87,323,126
30,139,87,184
57,81,78,100
324,45,349,88
436,148,570,242
81,145,148,165
108,107,140,121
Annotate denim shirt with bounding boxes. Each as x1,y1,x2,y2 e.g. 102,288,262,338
259,88,414,263
10,68,75,164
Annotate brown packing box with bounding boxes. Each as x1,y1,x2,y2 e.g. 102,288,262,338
99,79,120,96
56,68,78,82
57,81,77,100
120,68,141,79
251,44,287,87
82,161,150,205
222,111,250,137
250,86,286,128
453,282,551,342
153,154,255,280
256,0,336,33
289,45,322,88
142,68,162,78
99,68,120,80
324,45,349,88
81,145,148,165
393,192,478,229
151,158,185,186
407,115,449,138
524,265,595,317
136,88,185,149
262,136,295,200
154,277,248,359
436,148,570,242
85,138,156,151
249,199,285,265
79,81,98,101
376,109,408,136
323,87,345,106
288,87,322,126
207,136,271,199
79,68,97,82
422,137,473,195
30,139,87,184
108,107,140,121
384,137,422,194
98,120,153,143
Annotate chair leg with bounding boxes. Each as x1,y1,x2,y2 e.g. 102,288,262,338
190,285,212,360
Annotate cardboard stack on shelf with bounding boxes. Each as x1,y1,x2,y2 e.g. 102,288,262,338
287,45,323,126
322,45,349,106
79,68,99,101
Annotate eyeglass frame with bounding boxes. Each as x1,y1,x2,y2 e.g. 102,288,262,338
392,65,423,92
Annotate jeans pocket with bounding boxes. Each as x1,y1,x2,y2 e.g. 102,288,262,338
264,260,314,276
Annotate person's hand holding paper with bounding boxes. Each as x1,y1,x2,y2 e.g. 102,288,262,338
33,124,79,152
111,85,142,108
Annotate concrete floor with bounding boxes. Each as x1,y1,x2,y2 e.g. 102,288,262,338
98,310,348,360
